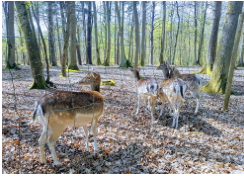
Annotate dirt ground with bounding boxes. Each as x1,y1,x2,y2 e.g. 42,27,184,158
2,65,244,174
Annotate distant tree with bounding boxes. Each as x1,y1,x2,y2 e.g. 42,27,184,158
104,2,111,66
150,1,155,65
198,1,222,74
93,1,101,65
159,1,166,64
196,1,208,65
16,1,47,89
172,1,180,65
193,1,198,65
140,1,147,66
238,32,244,66
68,1,79,70
48,2,57,66
202,1,243,94
86,1,93,65
5,1,20,70
133,1,139,69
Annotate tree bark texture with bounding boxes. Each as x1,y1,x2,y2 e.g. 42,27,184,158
196,2,208,65
86,2,93,65
48,2,57,66
16,1,47,89
105,2,111,66
198,1,222,74
6,1,18,69
133,2,139,69
68,1,79,70
140,1,147,66
202,1,243,94
150,2,155,65
159,1,166,64
93,1,101,65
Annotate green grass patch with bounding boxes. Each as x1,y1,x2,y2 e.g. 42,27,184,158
66,69,82,72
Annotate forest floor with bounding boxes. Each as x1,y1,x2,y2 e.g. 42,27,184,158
2,65,244,174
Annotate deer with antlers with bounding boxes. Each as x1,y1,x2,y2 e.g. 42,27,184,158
33,71,103,165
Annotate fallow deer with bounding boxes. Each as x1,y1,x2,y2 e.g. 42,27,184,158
159,78,187,128
33,71,104,165
158,63,203,114
157,60,173,79
132,69,158,129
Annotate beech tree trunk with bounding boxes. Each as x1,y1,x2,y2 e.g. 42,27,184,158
6,1,19,70
133,2,139,69
16,1,47,89
93,1,101,65
68,1,79,70
159,1,166,64
202,1,243,94
150,2,155,65
172,1,180,65
238,34,244,66
198,1,222,74
104,2,111,66
48,2,57,66
86,2,93,65
193,1,198,64
140,1,147,66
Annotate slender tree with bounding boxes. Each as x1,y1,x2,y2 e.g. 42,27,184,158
196,1,208,65
172,1,180,65
68,1,79,70
238,33,244,66
16,1,47,89
86,1,93,64
198,1,222,74
104,2,111,66
133,1,139,69
150,2,155,65
140,1,147,66
193,1,198,65
5,1,19,70
202,1,243,94
93,1,101,65
159,1,166,64
48,2,57,66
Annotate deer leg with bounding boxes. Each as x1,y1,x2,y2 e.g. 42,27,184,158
83,125,89,149
136,94,140,115
159,99,165,117
91,118,99,151
175,109,179,129
38,130,47,164
47,127,64,166
192,91,200,114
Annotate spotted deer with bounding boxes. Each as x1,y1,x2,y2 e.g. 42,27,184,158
157,60,173,79
33,71,104,165
159,78,187,128
132,69,158,129
158,63,203,114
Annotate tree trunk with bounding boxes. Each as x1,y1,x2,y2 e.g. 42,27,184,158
32,5,51,84
198,1,222,74
172,1,180,65
196,2,208,65
93,1,101,65
60,2,66,40
133,2,139,69
128,12,134,62
61,2,71,77
114,6,117,65
48,2,57,66
224,13,244,110
56,17,62,64
150,2,155,65
6,1,19,70
169,2,174,64
81,2,87,64
76,25,82,65
68,1,79,70
86,2,93,65
16,1,47,89
193,1,198,64
104,2,111,66
140,1,147,66
159,1,166,64
202,1,243,94
238,33,244,66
